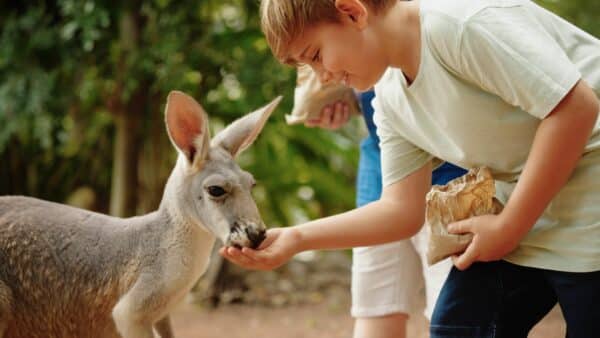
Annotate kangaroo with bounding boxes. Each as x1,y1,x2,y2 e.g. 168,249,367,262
0,91,282,338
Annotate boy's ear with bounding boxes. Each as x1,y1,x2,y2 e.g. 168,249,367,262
334,0,368,29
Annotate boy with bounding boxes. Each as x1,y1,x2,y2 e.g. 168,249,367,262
223,0,600,336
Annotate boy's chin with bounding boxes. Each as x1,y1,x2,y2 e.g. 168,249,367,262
351,80,376,92
350,82,368,91
348,73,382,91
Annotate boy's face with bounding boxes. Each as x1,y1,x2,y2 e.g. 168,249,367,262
288,18,388,91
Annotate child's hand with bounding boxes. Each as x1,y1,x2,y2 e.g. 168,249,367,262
305,100,351,130
447,214,522,270
219,227,302,271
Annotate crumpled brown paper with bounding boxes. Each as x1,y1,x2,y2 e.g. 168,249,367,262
286,64,360,125
426,167,504,265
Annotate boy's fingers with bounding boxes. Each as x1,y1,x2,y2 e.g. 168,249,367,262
241,247,265,263
225,247,245,260
331,111,344,129
220,246,287,271
221,247,259,267
452,242,479,271
321,107,334,128
447,219,472,234
245,248,284,269
244,247,274,263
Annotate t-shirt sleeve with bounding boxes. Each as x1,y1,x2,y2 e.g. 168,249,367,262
372,95,433,187
426,5,581,119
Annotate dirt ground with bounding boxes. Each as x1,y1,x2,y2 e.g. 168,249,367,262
171,251,566,338
170,299,565,338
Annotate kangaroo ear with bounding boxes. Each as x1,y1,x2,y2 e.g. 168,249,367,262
212,96,282,158
165,91,211,168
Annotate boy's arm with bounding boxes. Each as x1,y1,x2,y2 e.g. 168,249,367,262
296,161,431,251
502,80,598,234
449,80,599,269
221,162,432,271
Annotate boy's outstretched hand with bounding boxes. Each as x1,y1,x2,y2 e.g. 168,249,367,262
219,227,302,271
447,214,524,271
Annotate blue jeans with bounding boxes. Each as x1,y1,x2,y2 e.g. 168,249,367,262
431,260,600,338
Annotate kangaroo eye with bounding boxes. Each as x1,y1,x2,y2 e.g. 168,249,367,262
207,186,227,198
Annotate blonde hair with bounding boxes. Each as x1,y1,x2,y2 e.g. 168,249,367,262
260,0,395,65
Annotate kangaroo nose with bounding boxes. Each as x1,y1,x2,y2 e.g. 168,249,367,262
246,228,266,249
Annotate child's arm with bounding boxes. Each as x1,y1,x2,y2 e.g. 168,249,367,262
220,161,432,270
449,80,599,270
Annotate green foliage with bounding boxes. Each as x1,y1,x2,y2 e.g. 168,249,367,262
0,0,359,225
536,0,600,36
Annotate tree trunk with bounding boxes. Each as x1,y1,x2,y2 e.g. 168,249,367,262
109,113,139,216
137,93,172,214
108,6,143,217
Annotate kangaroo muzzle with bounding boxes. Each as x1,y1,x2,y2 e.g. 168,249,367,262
245,227,266,249
227,222,266,249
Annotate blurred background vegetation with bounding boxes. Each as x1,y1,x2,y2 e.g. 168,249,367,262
0,0,362,224
0,0,598,224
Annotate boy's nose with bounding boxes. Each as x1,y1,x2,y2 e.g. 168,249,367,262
315,66,346,85
318,70,333,84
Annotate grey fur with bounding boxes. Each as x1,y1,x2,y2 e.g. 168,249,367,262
0,92,281,338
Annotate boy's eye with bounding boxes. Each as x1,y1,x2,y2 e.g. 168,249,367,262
312,50,320,63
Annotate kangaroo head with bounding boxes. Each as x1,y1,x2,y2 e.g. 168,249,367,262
163,91,281,249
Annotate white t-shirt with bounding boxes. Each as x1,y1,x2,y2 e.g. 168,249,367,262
373,0,600,272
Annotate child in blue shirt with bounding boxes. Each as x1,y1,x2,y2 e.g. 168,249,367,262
301,83,465,337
